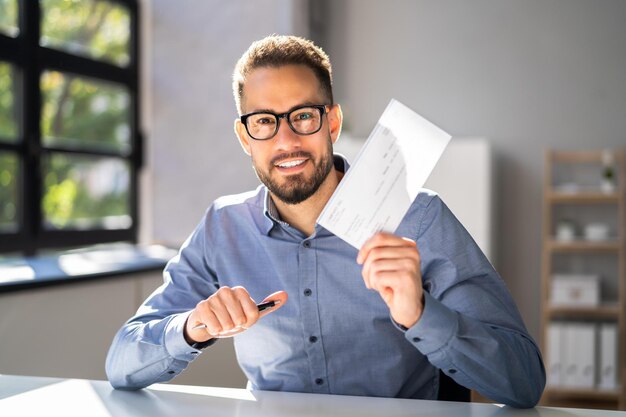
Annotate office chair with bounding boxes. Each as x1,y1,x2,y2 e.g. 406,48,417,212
437,370,471,402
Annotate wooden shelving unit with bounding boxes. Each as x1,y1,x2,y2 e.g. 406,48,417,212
541,149,626,410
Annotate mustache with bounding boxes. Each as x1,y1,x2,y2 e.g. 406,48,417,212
270,151,312,166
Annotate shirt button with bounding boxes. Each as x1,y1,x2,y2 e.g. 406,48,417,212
315,378,324,385
167,370,176,374
309,336,318,343
303,240,311,248
412,337,421,343
304,288,312,296
448,369,457,374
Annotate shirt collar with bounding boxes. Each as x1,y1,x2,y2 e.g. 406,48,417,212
261,153,350,235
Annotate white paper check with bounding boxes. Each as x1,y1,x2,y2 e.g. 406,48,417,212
317,99,451,249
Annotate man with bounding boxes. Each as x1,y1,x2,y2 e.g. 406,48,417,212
106,35,545,408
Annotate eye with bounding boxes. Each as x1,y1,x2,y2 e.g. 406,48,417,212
293,111,314,121
252,115,275,125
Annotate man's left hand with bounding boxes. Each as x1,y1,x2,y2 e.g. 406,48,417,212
357,232,424,329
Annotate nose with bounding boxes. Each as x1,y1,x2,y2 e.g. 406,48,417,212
273,116,302,151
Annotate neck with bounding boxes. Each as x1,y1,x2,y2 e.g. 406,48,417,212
272,168,343,236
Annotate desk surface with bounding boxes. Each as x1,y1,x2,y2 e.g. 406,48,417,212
1,375,625,417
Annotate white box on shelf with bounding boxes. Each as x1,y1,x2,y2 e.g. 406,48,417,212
584,223,610,242
598,323,617,390
551,274,600,307
547,323,563,387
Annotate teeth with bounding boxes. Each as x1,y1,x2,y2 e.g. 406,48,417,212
278,159,305,168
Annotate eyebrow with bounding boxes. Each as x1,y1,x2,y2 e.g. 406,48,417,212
247,101,322,115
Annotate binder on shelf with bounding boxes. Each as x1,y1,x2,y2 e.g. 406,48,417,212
599,323,617,390
561,323,579,388
547,323,563,387
577,324,596,388
562,323,596,388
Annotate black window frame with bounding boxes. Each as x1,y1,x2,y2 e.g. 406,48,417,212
0,0,142,255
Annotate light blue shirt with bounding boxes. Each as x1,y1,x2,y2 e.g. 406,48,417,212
106,156,545,408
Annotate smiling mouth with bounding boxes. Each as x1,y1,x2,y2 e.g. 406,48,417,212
275,159,307,168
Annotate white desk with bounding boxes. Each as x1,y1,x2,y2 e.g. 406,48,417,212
1,375,625,417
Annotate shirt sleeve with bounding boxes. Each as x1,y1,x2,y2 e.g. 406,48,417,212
105,210,219,390
402,193,546,408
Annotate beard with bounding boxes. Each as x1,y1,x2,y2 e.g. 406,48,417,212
253,139,334,205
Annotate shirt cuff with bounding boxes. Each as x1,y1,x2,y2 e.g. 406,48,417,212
164,311,216,361
403,291,459,355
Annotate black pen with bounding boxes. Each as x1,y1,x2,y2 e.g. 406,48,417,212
192,300,280,330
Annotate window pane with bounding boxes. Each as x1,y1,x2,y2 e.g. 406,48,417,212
0,62,19,142
40,0,130,67
41,71,131,154
0,152,19,233
42,153,131,230
0,0,19,37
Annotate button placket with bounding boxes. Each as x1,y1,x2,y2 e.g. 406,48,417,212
297,239,329,393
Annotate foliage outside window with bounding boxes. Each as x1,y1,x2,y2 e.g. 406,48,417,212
41,71,131,154
41,0,130,66
0,0,139,255
0,62,18,141
0,0,19,38
0,152,18,233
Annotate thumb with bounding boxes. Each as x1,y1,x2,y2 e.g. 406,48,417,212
258,290,288,318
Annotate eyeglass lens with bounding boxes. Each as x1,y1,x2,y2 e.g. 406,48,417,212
246,107,322,140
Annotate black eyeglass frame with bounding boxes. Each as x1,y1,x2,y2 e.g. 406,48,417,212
240,104,331,141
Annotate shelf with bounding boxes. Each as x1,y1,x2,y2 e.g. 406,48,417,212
542,148,626,409
548,191,621,203
547,239,622,252
544,387,621,402
547,305,620,320
550,151,610,164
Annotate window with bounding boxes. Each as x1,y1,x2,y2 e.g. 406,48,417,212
0,0,140,255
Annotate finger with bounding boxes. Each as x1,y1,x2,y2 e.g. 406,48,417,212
202,309,224,337
369,267,414,292
232,286,260,328
368,271,397,303
357,232,416,264
362,247,420,280
362,246,419,289
221,286,255,328
188,306,222,340
258,290,288,318
209,291,238,331
367,259,419,281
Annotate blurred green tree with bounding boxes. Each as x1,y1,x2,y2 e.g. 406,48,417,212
0,0,133,231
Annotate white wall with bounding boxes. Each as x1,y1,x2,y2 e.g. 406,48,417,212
315,0,626,341
143,0,310,246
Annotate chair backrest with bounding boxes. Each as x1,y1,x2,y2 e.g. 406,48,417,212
437,370,471,402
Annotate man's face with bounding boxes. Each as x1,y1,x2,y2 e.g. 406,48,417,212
235,65,341,205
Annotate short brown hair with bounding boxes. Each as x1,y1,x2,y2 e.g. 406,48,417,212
233,35,333,114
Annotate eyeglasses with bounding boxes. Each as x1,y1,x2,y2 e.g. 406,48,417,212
240,104,330,141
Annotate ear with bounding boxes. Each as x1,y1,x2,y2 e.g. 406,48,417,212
234,119,252,156
327,104,343,145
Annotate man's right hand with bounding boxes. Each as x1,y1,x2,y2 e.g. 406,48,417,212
184,286,288,344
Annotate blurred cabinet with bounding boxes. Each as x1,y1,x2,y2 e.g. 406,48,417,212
541,149,625,409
